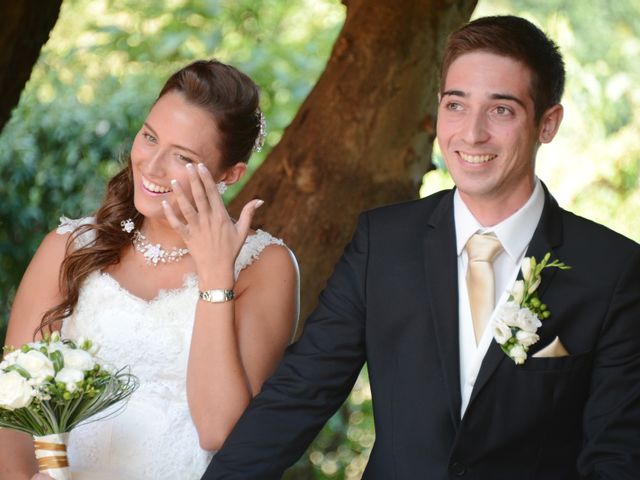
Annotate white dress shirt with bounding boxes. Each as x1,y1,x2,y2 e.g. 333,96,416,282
454,179,545,417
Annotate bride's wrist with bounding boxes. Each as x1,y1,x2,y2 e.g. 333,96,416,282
197,270,235,291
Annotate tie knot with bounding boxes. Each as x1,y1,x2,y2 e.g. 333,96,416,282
466,233,503,263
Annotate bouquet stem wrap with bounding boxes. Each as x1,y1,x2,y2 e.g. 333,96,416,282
33,433,72,480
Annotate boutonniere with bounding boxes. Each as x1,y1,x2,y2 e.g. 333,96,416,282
492,252,571,365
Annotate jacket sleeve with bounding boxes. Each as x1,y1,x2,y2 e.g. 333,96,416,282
578,248,640,479
202,213,370,479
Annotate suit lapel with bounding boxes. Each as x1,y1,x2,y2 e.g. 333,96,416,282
423,191,462,429
466,184,564,408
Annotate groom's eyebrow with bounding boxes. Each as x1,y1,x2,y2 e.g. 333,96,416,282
490,93,526,108
441,90,526,109
441,89,466,98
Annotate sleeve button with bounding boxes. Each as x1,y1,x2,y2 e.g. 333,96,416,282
450,461,467,476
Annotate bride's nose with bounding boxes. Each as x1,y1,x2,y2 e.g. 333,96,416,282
146,150,169,177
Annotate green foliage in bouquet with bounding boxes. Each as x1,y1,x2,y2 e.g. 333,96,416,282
0,332,138,436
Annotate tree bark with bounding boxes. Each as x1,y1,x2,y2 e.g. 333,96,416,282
0,1,63,133
231,0,477,324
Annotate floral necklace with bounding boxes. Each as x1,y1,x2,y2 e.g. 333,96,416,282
132,230,189,266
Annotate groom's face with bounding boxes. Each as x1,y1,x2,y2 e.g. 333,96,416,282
436,51,545,215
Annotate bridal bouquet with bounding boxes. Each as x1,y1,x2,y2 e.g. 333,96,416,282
0,332,138,480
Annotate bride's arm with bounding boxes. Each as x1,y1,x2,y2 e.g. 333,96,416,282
166,162,299,451
0,231,67,479
186,243,298,451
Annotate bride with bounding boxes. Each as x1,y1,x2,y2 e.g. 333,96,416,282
1,59,299,479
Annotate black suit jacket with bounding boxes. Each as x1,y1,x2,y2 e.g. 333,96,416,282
204,187,640,479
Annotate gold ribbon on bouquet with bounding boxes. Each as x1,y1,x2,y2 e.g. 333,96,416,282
33,433,72,480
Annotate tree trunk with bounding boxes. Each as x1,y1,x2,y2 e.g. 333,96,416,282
0,1,63,133
231,0,477,324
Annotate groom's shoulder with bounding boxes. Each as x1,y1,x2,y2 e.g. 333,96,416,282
363,189,453,226
560,207,639,251
556,206,640,268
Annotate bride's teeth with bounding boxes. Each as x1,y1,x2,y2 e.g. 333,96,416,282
460,152,495,164
143,177,172,193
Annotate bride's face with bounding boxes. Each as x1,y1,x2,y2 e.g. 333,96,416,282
130,90,223,222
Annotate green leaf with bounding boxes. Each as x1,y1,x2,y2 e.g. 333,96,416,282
4,364,32,379
49,350,64,373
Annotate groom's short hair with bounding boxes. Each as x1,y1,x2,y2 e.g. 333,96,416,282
439,15,565,123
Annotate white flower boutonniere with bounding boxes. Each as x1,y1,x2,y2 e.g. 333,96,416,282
492,252,570,365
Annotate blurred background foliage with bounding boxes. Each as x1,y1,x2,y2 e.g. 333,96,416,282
1,0,638,478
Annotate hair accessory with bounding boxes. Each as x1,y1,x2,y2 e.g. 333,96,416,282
253,109,266,153
120,218,135,234
132,230,189,266
216,182,228,195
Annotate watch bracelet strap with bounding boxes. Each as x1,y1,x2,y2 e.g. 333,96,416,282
199,289,235,303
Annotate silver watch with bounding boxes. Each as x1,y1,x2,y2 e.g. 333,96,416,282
199,289,235,303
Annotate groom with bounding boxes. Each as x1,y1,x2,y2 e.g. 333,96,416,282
203,15,640,479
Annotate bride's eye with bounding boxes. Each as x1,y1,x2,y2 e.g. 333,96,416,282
143,132,157,144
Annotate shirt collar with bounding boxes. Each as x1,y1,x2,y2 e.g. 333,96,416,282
454,178,545,260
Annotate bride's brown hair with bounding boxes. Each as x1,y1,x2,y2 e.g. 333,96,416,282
38,60,262,334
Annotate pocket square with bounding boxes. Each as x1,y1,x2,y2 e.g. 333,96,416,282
532,336,570,358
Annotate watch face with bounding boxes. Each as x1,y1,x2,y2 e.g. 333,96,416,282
209,291,222,302
200,289,234,303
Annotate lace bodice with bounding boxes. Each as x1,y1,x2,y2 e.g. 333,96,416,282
57,216,285,480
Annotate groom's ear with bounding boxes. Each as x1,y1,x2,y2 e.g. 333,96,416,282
538,104,563,144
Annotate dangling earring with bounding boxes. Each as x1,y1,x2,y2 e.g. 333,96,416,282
121,218,135,234
216,182,228,195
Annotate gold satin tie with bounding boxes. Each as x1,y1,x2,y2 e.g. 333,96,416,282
466,233,504,344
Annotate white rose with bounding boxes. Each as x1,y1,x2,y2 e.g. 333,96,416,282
55,367,85,391
515,308,542,333
510,280,525,304
494,301,521,327
509,344,527,365
62,348,95,372
492,320,513,345
15,350,54,382
2,350,19,366
0,371,34,410
515,329,540,347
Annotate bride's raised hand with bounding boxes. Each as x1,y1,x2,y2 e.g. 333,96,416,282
163,162,263,284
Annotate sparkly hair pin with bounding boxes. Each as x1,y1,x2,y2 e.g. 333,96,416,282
253,109,266,153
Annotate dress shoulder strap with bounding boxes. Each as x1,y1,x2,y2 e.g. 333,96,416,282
56,216,96,249
234,229,285,280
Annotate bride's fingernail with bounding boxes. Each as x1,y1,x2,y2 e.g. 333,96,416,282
185,163,194,171
171,179,178,187
197,163,207,172
255,199,264,209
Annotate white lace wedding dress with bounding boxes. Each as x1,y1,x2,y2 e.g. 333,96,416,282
57,217,286,480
